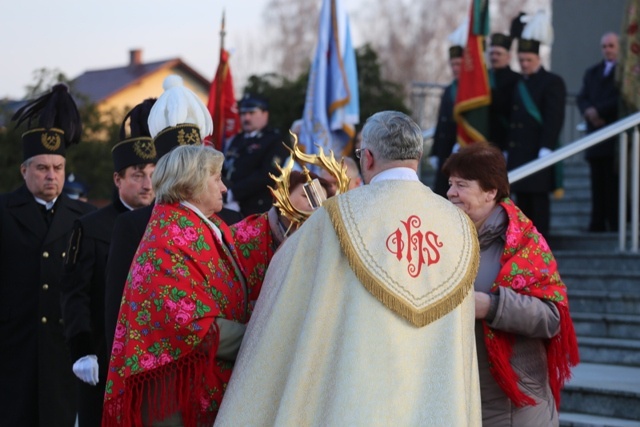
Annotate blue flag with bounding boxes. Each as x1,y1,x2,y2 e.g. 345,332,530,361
299,0,360,159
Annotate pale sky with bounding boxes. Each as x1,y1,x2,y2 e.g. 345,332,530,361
1,0,361,100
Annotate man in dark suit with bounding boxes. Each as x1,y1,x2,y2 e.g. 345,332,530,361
104,77,244,352
222,94,288,214
60,99,156,426
430,36,464,197
507,11,566,236
577,32,620,232
0,84,95,427
488,33,520,151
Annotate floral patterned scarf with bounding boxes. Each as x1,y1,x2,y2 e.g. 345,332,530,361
483,198,579,407
103,203,274,427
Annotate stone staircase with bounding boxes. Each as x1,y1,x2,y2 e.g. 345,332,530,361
548,155,640,427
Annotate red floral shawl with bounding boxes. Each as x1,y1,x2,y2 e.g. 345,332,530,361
103,204,274,427
482,199,579,407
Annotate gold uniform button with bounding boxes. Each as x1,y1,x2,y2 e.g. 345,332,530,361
42,284,49,290
41,317,47,324
61,252,66,258
42,251,49,258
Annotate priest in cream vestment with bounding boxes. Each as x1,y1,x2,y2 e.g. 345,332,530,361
215,111,482,426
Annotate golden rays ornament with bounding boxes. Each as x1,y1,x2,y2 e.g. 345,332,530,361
269,132,350,233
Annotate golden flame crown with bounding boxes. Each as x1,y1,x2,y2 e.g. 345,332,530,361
269,132,350,229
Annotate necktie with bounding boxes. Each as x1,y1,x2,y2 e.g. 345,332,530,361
38,204,53,227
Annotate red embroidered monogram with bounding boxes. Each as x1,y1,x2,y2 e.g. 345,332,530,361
385,215,443,278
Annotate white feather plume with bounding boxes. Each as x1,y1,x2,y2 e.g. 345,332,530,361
521,10,553,46
447,21,469,48
148,75,214,139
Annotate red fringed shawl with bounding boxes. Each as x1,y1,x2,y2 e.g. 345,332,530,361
482,199,579,408
103,204,274,427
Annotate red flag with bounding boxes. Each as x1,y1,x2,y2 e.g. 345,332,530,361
206,47,240,150
453,0,491,146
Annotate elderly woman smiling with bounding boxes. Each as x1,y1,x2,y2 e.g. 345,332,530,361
442,143,579,427
105,145,261,427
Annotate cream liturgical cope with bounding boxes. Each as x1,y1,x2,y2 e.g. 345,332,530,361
215,180,482,426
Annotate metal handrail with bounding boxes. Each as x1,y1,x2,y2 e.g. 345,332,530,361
508,110,640,252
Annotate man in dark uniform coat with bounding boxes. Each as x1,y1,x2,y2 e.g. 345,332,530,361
507,13,566,236
222,94,288,215
577,32,620,232
60,99,156,426
0,84,95,427
430,44,463,197
488,33,520,150
104,81,244,352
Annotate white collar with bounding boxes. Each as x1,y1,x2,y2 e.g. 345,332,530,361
34,196,57,210
180,201,222,242
119,197,135,211
370,167,420,184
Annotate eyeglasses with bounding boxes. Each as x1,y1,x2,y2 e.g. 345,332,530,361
355,148,365,159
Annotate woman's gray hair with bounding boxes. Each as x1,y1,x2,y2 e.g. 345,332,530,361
152,145,224,204
360,111,423,161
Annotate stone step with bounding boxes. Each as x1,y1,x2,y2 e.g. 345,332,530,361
552,194,591,205
560,411,640,427
554,251,640,271
550,186,592,199
562,175,591,189
548,232,623,251
569,290,640,314
552,204,593,216
577,337,640,367
561,269,640,292
551,213,593,231
572,312,640,339
560,363,640,421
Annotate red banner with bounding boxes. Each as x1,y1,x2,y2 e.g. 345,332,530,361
206,49,240,150
453,0,491,146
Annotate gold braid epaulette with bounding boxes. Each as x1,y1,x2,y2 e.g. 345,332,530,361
324,197,479,328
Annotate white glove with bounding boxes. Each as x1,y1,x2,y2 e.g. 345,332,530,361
428,156,439,170
72,355,99,386
538,147,552,158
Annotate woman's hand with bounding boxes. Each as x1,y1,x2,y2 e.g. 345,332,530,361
475,291,492,320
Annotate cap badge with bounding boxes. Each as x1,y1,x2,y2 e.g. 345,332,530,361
41,131,61,152
133,139,157,160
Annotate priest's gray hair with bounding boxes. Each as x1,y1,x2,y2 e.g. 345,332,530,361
153,145,224,204
361,111,423,161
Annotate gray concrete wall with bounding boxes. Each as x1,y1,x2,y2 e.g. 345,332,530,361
552,0,626,95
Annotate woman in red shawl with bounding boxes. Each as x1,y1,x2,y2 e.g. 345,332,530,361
442,143,579,426
103,145,275,427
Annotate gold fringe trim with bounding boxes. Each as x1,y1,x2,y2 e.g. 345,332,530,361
325,198,479,328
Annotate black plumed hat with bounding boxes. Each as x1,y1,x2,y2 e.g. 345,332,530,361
12,83,82,161
509,12,526,40
112,98,158,172
490,33,513,51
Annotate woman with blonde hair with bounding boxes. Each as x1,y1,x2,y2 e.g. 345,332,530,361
104,145,271,427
